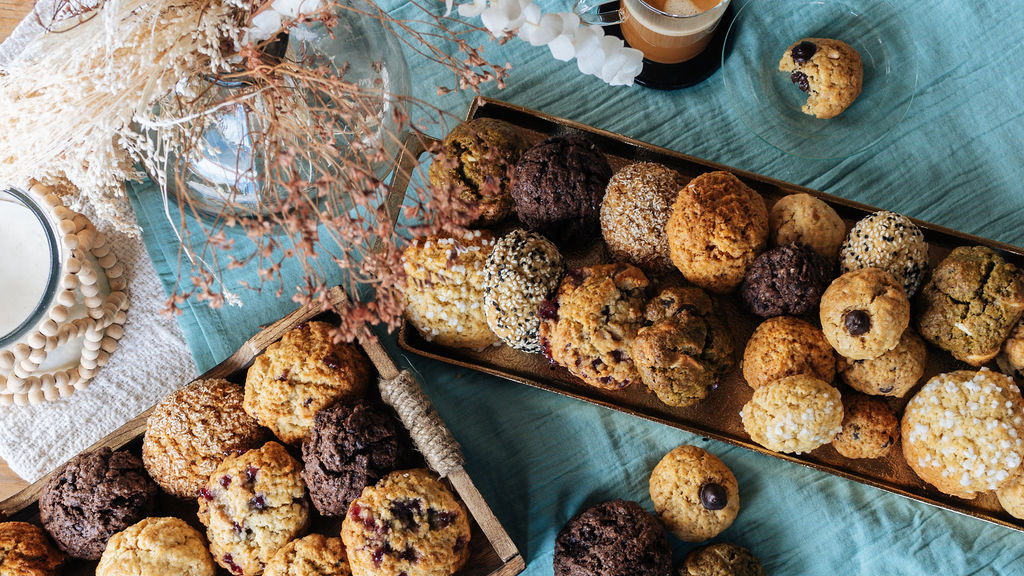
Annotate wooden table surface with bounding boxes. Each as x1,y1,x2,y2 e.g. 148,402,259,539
1,0,46,501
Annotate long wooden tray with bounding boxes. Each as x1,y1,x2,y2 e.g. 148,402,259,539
398,96,1024,533
2,286,525,576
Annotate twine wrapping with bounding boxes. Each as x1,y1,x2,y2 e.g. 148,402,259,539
379,370,464,476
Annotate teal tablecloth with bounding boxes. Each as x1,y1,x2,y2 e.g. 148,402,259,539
128,0,1024,573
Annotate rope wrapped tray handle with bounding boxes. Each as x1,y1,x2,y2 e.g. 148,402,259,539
378,370,465,477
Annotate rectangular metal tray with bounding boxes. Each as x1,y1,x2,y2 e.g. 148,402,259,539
398,96,1024,533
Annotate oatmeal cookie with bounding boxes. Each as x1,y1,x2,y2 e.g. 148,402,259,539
769,193,846,261
483,229,565,353
0,521,64,576
740,243,831,318
839,211,929,297
917,246,1024,366
539,263,649,390
741,316,835,390
95,517,214,576
302,401,405,517
820,268,910,360
402,231,498,350
428,118,528,226
39,448,158,560
143,378,269,498
998,318,1024,379
831,394,899,459
837,328,927,397
902,369,1024,499
198,442,310,576
649,445,739,542
631,286,734,407
342,469,471,576
244,321,373,445
667,171,768,293
553,499,671,576
680,543,765,576
600,162,683,272
778,38,863,119
264,534,350,576
740,374,843,454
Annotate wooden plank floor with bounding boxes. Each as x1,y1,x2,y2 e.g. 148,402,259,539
1,0,46,501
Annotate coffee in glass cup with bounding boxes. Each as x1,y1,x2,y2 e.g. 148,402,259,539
619,0,731,64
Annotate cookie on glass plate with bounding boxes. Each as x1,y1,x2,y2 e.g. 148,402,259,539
778,38,863,119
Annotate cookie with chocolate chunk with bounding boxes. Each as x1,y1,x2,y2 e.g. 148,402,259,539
820,268,910,360
779,38,863,119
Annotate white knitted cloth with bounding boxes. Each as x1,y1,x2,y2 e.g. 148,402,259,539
0,4,198,482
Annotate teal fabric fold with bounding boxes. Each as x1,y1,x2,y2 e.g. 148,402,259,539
128,0,1024,573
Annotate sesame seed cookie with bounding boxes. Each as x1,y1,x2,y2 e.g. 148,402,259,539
769,193,846,262
917,246,1024,367
143,378,269,498
667,171,769,294
553,499,671,576
996,472,1024,520
96,517,214,576
741,316,835,390
600,162,684,272
778,38,863,119
740,374,844,454
483,229,565,353
244,321,373,444
680,543,765,576
631,286,735,407
839,211,929,297
539,263,649,390
428,118,527,227
402,231,498,350
740,243,832,318
649,445,739,542
198,442,310,576
820,268,910,360
837,328,927,397
342,469,471,576
831,394,899,459
0,521,64,576
998,318,1024,380
264,533,350,576
901,369,1024,499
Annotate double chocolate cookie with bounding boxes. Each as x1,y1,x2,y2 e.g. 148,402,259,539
553,499,671,576
740,243,831,317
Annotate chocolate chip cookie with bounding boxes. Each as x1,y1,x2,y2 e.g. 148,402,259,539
778,38,863,119
820,268,910,360
837,328,927,397
649,445,739,542
553,499,671,576
831,394,899,459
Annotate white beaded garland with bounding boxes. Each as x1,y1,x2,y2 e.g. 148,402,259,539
0,183,129,405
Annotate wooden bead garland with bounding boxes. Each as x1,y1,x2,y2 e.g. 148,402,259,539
0,184,129,405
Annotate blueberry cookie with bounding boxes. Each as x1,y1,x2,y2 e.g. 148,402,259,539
631,286,735,407
741,374,843,454
244,321,373,444
428,118,528,226
680,543,765,576
831,394,899,459
902,369,1024,499
600,162,684,272
740,243,831,317
96,517,214,576
198,441,310,576
302,401,405,517
839,211,929,297
539,263,649,390
510,135,613,244
667,171,768,293
917,246,1024,366
264,534,350,576
143,378,269,498
649,445,739,542
483,229,565,353
837,328,927,397
820,268,910,360
553,499,671,576
741,316,835,390
39,447,158,560
0,521,64,576
769,193,846,261
402,231,498,350
342,469,471,576
779,38,863,119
